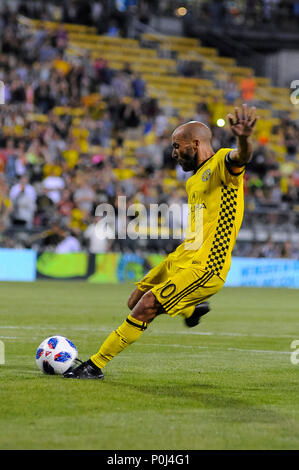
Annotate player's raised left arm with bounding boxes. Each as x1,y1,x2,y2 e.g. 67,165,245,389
227,104,258,167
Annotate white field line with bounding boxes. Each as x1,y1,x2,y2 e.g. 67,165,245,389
0,327,291,356
227,347,290,355
142,343,209,350
0,325,296,340
1,337,290,356
137,343,291,356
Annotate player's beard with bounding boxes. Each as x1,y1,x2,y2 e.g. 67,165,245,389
179,149,198,172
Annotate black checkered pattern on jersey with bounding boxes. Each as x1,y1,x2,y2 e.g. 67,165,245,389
206,185,238,275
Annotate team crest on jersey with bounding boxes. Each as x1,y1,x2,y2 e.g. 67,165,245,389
202,169,211,182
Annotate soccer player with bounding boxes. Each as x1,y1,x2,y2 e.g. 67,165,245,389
64,103,258,379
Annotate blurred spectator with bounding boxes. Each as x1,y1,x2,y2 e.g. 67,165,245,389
83,216,114,253
55,229,81,253
34,80,54,113
73,176,95,214
0,176,12,228
132,73,146,98
225,76,239,105
42,168,65,204
4,138,18,183
284,125,298,160
9,175,36,228
36,187,54,225
240,73,257,103
155,110,169,138
10,77,26,103
123,99,143,139
9,174,36,202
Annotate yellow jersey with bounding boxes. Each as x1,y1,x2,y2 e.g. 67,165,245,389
168,148,245,281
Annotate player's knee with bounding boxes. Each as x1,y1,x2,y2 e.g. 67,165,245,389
127,295,135,310
131,291,161,323
127,288,144,310
141,291,156,311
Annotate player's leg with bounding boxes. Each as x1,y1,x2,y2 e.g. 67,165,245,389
64,291,163,379
127,257,170,310
90,291,161,369
127,286,167,316
127,287,145,310
66,268,219,379
64,260,170,379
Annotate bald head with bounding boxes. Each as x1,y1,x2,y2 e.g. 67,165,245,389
172,121,212,143
171,121,214,172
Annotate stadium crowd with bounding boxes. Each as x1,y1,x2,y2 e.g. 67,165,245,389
0,2,298,259
153,0,299,31
3,1,299,33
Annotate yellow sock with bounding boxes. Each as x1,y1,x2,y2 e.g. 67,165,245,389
90,314,147,369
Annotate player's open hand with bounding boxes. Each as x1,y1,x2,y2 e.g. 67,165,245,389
227,104,258,138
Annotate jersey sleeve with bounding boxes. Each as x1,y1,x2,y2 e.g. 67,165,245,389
216,148,245,187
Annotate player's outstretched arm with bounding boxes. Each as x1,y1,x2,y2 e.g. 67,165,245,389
227,104,258,166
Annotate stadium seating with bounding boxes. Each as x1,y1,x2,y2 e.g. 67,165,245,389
0,12,297,258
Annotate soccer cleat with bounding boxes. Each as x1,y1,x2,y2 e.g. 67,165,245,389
184,302,210,328
63,359,104,380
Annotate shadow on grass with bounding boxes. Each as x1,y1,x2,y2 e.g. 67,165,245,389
106,380,280,423
4,365,282,425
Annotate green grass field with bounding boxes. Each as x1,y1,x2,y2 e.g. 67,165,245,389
0,281,298,450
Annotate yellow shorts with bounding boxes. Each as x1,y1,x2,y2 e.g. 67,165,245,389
136,257,224,317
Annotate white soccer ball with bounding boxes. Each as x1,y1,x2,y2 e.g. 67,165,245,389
36,335,78,375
